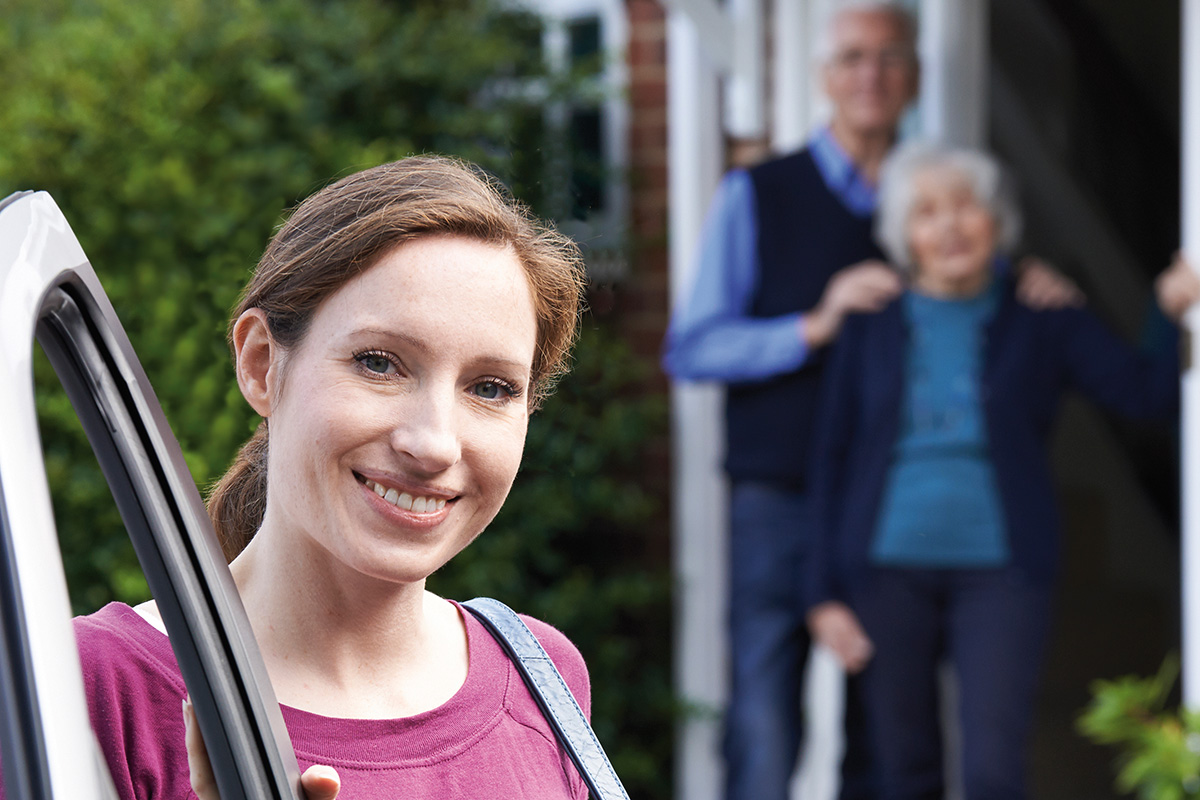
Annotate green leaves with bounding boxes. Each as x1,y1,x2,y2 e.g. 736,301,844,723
1079,655,1200,798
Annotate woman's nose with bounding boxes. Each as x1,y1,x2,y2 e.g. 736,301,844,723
934,209,960,233
390,389,461,473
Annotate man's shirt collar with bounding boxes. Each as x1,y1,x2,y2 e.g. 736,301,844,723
809,126,878,218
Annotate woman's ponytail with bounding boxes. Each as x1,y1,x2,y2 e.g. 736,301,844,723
206,421,269,561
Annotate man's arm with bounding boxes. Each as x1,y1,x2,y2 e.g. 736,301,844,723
661,170,810,383
662,170,901,383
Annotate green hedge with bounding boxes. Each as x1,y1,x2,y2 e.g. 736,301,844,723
2,1,672,796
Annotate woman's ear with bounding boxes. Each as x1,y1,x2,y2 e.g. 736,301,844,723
232,309,279,417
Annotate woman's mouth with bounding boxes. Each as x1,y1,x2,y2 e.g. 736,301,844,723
355,473,451,513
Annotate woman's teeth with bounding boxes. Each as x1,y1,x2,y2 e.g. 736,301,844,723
362,478,447,512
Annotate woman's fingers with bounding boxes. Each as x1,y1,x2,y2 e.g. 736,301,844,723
837,628,874,674
185,696,342,800
183,697,218,800
301,765,342,800
807,601,875,674
829,612,873,674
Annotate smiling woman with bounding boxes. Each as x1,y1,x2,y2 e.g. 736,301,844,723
71,156,600,799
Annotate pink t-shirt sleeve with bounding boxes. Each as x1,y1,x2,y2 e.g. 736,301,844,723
73,603,193,800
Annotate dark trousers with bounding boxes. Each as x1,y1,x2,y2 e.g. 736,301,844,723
849,567,1052,800
724,481,876,800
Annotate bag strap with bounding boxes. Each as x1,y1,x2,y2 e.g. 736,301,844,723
461,597,631,800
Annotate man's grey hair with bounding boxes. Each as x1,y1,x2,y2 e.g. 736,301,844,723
874,141,1023,271
815,1,918,65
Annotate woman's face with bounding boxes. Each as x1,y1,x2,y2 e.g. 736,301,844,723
254,234,538,586
906,167,998,297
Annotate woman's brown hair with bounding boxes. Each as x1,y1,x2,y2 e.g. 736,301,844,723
206,155,585,560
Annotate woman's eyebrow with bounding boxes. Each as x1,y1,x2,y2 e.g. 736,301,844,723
348,327,433,354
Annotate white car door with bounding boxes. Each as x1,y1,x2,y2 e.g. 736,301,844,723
0,191,302,800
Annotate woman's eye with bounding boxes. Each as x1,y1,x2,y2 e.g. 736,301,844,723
356,352,396,375
472,380,516,401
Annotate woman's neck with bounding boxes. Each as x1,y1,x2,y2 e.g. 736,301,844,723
911,271,992,300
229,529,469,719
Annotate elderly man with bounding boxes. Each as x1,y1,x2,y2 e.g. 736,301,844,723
662,3,1077,800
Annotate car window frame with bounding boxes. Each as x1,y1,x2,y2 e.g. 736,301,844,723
0,191,302,800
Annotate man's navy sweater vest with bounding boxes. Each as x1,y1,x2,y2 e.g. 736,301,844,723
726,148,885,484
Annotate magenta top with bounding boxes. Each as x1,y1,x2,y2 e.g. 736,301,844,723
74,601,590,800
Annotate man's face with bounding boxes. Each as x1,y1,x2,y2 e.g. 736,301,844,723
822,10,918,138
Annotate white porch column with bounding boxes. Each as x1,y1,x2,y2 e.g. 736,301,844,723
772,0,810,152
667,9,728,800
773,0,840,153
725,0,766,138
1180,0,1200,707
917,0,988,147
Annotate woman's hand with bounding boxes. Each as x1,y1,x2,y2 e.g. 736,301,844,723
1014,257,1085,310
183,697,341,800
803,260,904,348
806,601,874,674
1156,253,1200,322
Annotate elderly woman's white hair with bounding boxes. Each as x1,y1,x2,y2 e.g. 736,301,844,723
874,141,1023,271
815,0,918,64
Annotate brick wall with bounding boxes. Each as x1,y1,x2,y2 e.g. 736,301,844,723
611,0,669,380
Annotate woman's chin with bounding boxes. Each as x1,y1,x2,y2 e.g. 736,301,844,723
915,260,992,296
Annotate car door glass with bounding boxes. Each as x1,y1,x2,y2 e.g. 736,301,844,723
0,191,301,800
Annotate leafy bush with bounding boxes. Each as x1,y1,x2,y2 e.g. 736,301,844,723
2,1,673,796
1079,655,1200,799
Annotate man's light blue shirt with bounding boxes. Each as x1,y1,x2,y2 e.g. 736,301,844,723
662,127,878,383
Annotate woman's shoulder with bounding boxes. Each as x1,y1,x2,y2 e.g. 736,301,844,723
74,601,185,694
509,612,593,732
847,296,905,330
74,602,190,799
517,613,590,698
460,603,592,718
836,298,904,355
1002,291,1107,341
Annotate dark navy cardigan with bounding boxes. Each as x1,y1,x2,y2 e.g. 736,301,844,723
805,283,1179,609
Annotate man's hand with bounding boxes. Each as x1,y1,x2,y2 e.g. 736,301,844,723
184,697,341,800
802,260,903,348
806,601,874,674
1156,252,1200,322
1014,256,1085,310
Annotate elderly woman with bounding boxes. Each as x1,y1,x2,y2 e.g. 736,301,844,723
804,142,1197,800
69,155,598,799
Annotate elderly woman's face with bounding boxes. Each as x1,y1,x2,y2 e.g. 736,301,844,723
257,234,537,586
907,167,997,296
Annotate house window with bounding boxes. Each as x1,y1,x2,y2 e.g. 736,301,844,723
516,0,629,281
